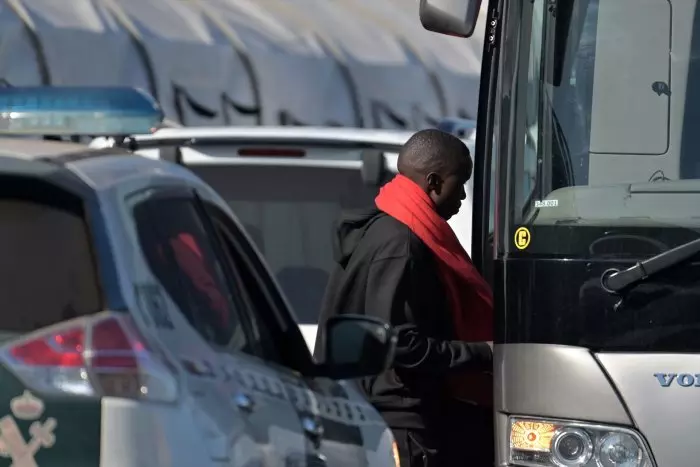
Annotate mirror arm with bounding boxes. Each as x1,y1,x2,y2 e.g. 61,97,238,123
309,362,330,378
309,362,362,381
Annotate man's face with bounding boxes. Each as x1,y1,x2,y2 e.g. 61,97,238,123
428,160,471,220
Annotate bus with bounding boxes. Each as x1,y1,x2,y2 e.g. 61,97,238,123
420,1,700,466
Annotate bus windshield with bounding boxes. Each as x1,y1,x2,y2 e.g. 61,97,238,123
505,0,700,252
497,0,700,351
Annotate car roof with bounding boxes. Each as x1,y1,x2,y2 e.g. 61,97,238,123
130,126,417,150
123,125,476,170
0,137,90,160
0,136,208,196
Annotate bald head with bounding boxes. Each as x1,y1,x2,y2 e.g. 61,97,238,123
397,129,472,220
397,129,472,179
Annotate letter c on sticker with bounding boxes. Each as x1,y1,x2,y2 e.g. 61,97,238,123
514,227,531,250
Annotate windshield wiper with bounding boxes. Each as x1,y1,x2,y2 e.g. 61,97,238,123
602,237,700,293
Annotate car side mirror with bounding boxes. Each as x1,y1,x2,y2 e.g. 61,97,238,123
321,315,397,380
419,0,482,38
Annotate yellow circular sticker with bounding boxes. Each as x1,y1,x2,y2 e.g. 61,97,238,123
514,227,531,250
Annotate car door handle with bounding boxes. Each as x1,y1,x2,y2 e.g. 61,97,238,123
233,392,255,412
301,416,324,440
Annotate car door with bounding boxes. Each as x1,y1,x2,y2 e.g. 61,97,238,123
202,200,374,466
186,189,312,466
127,185,269,465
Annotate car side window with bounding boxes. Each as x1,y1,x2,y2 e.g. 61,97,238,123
133,193,251,353
204,202,313,373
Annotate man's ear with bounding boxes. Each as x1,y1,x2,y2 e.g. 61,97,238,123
426,172,443,194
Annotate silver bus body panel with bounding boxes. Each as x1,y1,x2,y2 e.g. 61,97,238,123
495,344,631,424
595,352,700,467
494,344,633,465
495,344,700,466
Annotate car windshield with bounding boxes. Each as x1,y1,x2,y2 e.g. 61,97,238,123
192,163,387,324
504,0,700,257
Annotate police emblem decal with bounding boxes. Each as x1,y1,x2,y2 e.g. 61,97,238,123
0,391,57,466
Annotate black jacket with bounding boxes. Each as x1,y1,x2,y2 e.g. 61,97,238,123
314,208,492,430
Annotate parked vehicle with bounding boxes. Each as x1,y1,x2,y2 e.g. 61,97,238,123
0,86,401,467
436,117,477,140
95,127,477,351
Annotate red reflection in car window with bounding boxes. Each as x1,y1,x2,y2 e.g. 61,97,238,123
170,232,229,328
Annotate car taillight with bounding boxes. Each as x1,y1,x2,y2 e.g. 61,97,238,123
1,312,178,402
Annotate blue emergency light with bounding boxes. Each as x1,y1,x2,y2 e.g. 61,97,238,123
0,86,163,136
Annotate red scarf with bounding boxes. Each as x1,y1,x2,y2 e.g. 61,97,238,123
375,174,493,404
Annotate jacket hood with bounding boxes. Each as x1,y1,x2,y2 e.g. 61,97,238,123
333,207,382,267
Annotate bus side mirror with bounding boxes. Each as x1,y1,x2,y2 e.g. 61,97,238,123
419,0,482,38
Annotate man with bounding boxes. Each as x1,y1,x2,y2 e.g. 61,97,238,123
315,129,494,466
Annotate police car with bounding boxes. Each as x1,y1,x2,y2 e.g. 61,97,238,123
94,127,478,351
0,86,401,467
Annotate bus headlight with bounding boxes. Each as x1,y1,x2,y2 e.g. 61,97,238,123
509,417,655,467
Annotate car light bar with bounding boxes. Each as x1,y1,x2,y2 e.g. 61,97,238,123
0,86,163,136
